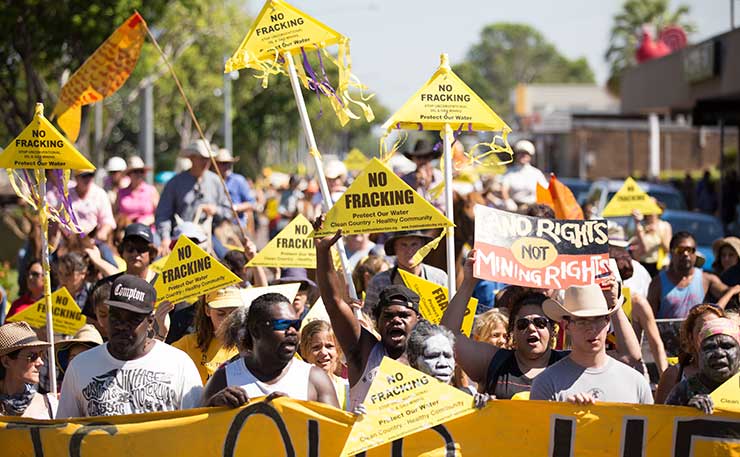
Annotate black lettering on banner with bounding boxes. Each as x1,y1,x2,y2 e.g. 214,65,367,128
69,422,118,457
620,417,646,457
223,402,295,457
673,417,740,457
550,416,575,457
386,424,456,457
6,421,67,457
308,419,319,457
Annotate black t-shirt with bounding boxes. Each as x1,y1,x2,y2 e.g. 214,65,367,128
721,263,740,287
484,348,570,399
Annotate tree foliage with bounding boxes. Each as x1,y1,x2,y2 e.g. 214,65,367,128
452,23,595,122
605,0,695,94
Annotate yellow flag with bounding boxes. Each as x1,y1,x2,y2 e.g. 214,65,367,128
601,177,663,217
313,158,453,237
0,104,94,170
52,13,147,142
341,356,476,456
397,269,477,336
247,214,315,268
6,288,86,336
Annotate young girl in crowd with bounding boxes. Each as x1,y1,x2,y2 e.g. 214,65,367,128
473,308,510,348
299,320,349,410
172,287,241,384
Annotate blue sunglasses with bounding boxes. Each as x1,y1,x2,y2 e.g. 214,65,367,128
267,319,302,331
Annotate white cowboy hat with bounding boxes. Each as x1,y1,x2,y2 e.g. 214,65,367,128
215,148,240,163
542,284,622,322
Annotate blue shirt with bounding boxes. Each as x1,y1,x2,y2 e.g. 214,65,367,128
224,172,255,224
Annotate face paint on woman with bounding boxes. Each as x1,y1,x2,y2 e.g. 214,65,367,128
416,334,455,384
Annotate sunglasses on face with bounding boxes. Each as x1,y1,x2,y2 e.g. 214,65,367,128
123,243,150,254
23,351,44,363
267,319,302,331
672,246,696,255
515,316,550,331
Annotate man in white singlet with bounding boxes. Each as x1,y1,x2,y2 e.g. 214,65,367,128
314,216,421,411
202,293,338,408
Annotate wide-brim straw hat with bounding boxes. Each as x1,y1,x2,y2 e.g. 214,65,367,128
215,148,240,163
543,284,623,322
712,237,740,260
402,139,443,161
0,322,50,357
181,139,214,158
125,155,152,174
205,287,245,309
384,230,435,256
55,325,103,352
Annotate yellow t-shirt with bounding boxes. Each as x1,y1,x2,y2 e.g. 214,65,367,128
172,333,239,384
331,374,349,411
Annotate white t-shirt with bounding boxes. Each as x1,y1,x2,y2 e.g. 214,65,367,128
225,357,312,401
502,164,548,205
625,260,651,299
57,340,203,418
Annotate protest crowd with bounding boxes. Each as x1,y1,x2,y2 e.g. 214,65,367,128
1,2,740,455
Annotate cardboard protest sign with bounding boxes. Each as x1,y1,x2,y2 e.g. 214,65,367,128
247,214,315,268
601,177,663,217
473,205,610,289
343,148,369,172
239,283,301,311
711,371,740,413
0,105,94,169
153,236,241,305
301,298,330,330
341,356,476,456
313,158,453,237
398,269,476,336
225,0,343,71
6,288,85,336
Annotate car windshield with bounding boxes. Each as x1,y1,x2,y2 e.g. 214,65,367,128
605,190,686,211
663,215,724,246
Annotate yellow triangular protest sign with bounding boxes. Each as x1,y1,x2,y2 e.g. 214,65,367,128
301,297,330,330
239,283,300,310
225,0,343,72
711,371,740,413
153,236,242,305
0,103,95,170
382,54,510,133
601,177,663,217
247,214,315,268
398,270,477,336
313,158,453,237
341,357,476,456
343,148,369,172
6,287,86,336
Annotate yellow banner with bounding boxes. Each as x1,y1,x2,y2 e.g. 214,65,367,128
6,287,86,336
313,158,453,237
2,398,740,456
712,371,740,414
398,269,476,336
152,236,241,305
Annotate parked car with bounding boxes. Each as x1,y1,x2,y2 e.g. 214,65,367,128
585,179,687,216
558,177,592,205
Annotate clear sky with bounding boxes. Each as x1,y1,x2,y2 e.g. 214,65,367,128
247,0,732,112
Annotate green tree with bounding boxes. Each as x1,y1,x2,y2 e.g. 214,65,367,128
452,23,595,121
605,0,695,94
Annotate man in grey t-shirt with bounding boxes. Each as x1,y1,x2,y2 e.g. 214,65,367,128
531,283,653,405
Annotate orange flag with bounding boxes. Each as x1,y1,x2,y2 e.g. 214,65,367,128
52,13,147,143
536,174,584,220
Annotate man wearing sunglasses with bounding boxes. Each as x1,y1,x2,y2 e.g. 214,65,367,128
58,275,203,417
647,232,729,319
530,284,653,405
203,293,339,408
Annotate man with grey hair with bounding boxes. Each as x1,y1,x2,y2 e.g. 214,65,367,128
155,140,231,255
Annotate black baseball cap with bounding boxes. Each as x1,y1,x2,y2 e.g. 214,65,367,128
122,223,153,244
376,285,420,314
106,275,156,314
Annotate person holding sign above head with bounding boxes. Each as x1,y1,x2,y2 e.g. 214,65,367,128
155,139,231,257
202,293,338,408
171,287,241,384
313,216,422,410
363,229,447,314
500,140,548,208
530,284,653,405
400,139,444,212
665,318,740,414
647,232,729,319
58,275,203,418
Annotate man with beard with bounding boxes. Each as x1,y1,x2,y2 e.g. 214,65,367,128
666,318,740,413
58,275,202,417
202,293,338,407
531,284,653,405
647,232,729,319
313,217,421,410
